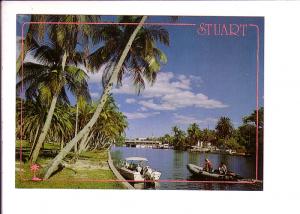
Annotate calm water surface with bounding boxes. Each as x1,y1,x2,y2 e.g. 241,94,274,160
111,147,262,190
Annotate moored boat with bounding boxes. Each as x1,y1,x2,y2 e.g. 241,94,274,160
118,157,161,182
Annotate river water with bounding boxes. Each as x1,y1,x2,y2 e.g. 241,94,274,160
111,146,263,190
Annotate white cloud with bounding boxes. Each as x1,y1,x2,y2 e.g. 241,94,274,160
124,112,160,120
88,72,102,84
87,65,105,83
173,113,218,126
91,92,100,98
113,72,185,97
173,113,201,125
139,107,148,112
125,98,136,104
113,71,228,111
139,99,175,111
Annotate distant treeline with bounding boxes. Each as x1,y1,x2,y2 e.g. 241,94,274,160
158,107,263,154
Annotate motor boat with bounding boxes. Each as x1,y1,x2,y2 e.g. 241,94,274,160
187,163,243,181
117,157,161,182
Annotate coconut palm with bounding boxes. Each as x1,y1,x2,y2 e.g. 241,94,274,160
87,96,128,151
187,123,202,147
47,103,74,150
202,128,217,145
18,15,101,70
18,15,100,152
215,117,234,141
88,16,169,92
17,15,48,72
42,15,171,179
16,96,75,159
72,95,127,153
172,126,186,150
17,29,91,163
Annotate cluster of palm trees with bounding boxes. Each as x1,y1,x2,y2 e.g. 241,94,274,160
16,15,170,179
160,107,264,152
160,123,218,150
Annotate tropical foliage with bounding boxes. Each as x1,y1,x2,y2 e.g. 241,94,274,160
17,15,170,179
16,95,127,159
159,108,264,153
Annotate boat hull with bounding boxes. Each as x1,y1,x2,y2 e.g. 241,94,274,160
187,164,239,181
118,167,144,182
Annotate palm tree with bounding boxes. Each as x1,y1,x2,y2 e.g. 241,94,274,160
16,96,75,159
161,134,173,145
42,15,170,179
238,107,264,153
172,126,186,150
215,117,234,142
187,123,202,147
243,107,264,129
88,16,169,92
87,96,128,151
202,128,216,145
17,15,48,72
18,15,100,154
73,95,127,153
17,29,91,163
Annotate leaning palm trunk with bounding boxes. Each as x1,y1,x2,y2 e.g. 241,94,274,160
42,16,148,179
74,102,79,152
30,93,59,163
28,124,41,158
30,51,68,163
78,131,94,153
78,131,89,153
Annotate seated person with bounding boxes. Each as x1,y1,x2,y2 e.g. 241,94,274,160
136,164,142,173
218,162,228,174
203,158,213,172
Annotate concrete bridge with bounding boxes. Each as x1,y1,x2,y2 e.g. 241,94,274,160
125,139,162,148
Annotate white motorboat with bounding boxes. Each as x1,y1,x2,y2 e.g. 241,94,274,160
117,157,161,182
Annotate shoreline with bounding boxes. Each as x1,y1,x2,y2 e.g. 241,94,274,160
117,145,253,157
15,142,125,189
107,150,135,190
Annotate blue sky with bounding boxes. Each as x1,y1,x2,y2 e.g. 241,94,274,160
17,15,264,138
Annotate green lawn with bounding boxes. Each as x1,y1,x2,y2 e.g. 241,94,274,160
16,141,124,189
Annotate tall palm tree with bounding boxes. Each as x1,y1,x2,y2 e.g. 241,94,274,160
187,123,202,147
215,117,234,141
42,15,170,179
17,15,48,72
202,128,216,145
16,97,74,159
18,15,100,155
86,95,128,151
172,126,186,150
17,29,91,163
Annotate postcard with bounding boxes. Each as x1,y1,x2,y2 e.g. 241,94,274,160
15,14,263,191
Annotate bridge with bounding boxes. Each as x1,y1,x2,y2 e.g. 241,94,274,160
125,139,162,148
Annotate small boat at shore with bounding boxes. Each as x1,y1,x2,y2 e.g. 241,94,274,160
187,164,243,181
118,157,161,182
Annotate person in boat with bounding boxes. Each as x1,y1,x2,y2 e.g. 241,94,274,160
218,162,228,174
136,163,142,173
203,158,213,172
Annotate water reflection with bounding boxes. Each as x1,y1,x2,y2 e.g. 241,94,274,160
111,147,262,190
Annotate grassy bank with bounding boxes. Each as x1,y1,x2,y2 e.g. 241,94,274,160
15,141,124,189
